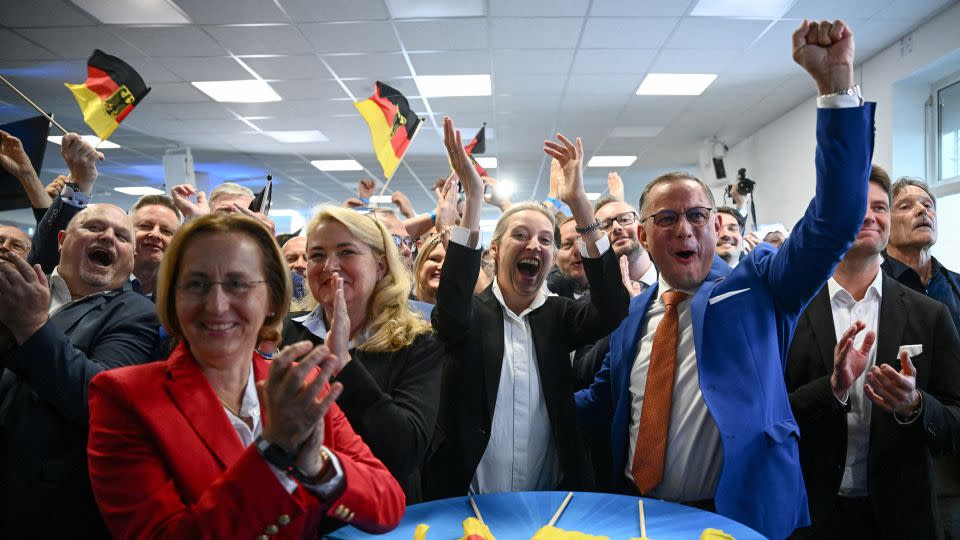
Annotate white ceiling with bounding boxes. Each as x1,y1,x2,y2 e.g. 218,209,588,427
0,0,955,229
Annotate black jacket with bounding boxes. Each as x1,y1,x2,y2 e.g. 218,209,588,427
423,240,629,500
282,316,443,503
786,276,960,539
0,283,160,538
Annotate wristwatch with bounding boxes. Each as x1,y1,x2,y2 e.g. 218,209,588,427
255,436,296,474
60,181,83,198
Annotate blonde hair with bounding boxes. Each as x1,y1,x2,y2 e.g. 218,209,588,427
305,206,429,352
413,231,446,302
156,212,290,344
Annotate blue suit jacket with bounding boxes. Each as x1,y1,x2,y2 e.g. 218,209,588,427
575,104,875,540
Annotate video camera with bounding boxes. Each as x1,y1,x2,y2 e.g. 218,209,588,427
725,168,755,198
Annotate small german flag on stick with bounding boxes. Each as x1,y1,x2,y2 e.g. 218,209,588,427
465,123,487,176
355,81,422,180
65,49,151,141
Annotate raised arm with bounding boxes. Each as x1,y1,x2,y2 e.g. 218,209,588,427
0,130,51,211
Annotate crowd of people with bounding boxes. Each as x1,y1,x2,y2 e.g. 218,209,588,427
0,18,958,540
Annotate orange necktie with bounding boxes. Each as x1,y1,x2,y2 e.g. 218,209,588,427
632,289,689,494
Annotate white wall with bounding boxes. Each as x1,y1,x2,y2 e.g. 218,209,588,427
724,2,960,268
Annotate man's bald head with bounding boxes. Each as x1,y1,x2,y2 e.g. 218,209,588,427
0,225,31,257
57,204,136,297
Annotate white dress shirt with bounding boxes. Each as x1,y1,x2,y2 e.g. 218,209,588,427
449,225,609,494
827,268,883,497
625,277,723,502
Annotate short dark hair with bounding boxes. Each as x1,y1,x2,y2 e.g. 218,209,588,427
716,206,745,233
130,194,182,221
638,172,716,217
869,164,892,204
892,176,936,208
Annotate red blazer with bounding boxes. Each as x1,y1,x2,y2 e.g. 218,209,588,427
87,343,405,539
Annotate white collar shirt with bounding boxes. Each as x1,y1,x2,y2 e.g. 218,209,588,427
625,276,723,501
826,268,883,496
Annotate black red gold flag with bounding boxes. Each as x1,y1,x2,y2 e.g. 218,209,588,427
354,81,422,179
465,123,487,176
65,49,151,141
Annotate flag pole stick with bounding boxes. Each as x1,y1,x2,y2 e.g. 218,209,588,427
468,495,484,523
547,492,574,527
0,74,69,135
639,500,648,539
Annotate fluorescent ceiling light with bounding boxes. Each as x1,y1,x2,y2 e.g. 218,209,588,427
610,126,663,138
369,195,393,204
475,157,497,169
114,186,164,196
636,73,717,96
690,0,795,18
311,159,363,171
415,75,491,97
47,135,120,149
191,80,281,103
385,0,484,18
586,192,602,201
265,130,328,143
587,155,637,168
69,0,190,24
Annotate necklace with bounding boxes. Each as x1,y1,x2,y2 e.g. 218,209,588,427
217,395,248,421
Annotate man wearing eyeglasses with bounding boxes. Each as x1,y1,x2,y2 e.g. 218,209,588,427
373,209,415,270
575,20,874,540
0,225,31,257
595,198,656,292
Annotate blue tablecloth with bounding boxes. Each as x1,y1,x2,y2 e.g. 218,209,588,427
327,491,766,539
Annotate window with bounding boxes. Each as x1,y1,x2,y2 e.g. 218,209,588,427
928,72,960,193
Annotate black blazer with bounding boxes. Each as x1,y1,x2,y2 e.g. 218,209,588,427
282,316,443,503
0,283,160,538
423,240,629,500
786,275,960,539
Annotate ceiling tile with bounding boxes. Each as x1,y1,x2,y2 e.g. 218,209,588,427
580,18,678,48
241,55,329,80
270,80,347,101
493,49,575,74
491,0,589,17
589,0,695,17
173,0,286,24
15,27,145,60
566,74,642,95
112,26,227,57
571,49,656,73
875,0,954,20
666,17,772,49
145,82,211,103
785,0,889,21
410,51,490,76
0,30,58,60
491,18,584,49
325,52,412,79
651,48,738,73
299,21,400,53
280,0,389,21
166,102,235,120
396,18,488,51
0,0,96,26
493,73,567,95
157,56,251,81
203,25,314,55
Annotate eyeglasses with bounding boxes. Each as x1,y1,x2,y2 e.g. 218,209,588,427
640,207,712,229
599,211,639,231
392,234,414,248
0,236,30,255
177,277,266,298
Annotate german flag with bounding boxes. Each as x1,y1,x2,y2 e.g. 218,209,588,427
465,124,487,176
65,49,150,141
355,81,422,179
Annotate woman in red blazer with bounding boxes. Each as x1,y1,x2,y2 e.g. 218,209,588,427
87,212,405,539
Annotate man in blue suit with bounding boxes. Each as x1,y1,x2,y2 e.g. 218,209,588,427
575,19,874,540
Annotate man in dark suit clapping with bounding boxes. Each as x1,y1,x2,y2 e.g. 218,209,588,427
786,166,960,539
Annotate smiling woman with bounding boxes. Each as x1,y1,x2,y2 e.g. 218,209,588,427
282,205,444,503
422,116,630,500
86,212,406,538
